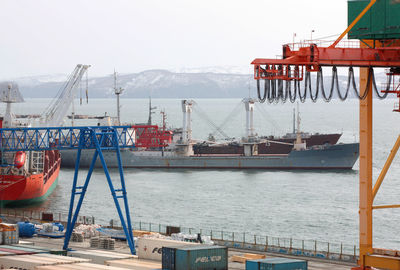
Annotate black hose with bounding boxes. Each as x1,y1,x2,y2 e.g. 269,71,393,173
372,69,390,99
298,73,307,103
256,66,389,103
306,72,319,102
334,66,351,101
317,69,334,102
257,79,266,103
349,67,370,100
289,80,299,103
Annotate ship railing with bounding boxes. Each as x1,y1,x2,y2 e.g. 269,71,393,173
43,156,60,184
132,221,358,263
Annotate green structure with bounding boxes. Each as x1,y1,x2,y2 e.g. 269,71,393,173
348,0,400,40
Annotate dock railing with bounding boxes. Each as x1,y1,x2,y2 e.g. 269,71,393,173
134,221,358,263
0,209,358,263
0,208,95,226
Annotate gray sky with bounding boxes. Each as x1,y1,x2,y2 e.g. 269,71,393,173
0,0,348,79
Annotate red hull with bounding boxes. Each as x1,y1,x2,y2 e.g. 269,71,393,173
0,151,61,206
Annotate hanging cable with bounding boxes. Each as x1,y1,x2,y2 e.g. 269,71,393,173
256,66,389,103
257,79,266,103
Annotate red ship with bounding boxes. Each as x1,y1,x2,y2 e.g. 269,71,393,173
0,149,61,207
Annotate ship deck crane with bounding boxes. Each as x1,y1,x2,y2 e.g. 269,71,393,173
251,1,400,269
0,125,136,254
39,64,90,127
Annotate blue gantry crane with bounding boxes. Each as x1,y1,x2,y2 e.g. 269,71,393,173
0,125,136,254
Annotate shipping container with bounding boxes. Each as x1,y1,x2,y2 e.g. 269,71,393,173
68,249,135,264
348,0,400,40
105,258,162,269
246,258,308,270
15,244,66,255
137,237,198,261
35,262,129,269
0,254,89,270
162,245,228,270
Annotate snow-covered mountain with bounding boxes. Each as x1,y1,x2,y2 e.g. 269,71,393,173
6,68,389,99
13,69,254,98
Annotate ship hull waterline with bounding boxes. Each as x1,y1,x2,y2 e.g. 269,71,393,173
0,162,61,208
60,143,360,170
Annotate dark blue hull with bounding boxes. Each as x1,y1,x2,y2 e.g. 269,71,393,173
61,143,359,170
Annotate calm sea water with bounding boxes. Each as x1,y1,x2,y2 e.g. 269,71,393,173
7,98,400,250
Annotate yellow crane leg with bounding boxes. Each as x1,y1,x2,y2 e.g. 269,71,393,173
372,135,400,200
358,40,374,269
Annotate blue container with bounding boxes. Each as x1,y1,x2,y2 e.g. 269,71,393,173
162,245,228,270
246,258,308,270
17,222,35,237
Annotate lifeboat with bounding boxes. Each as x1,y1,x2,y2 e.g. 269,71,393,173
14,151,26,169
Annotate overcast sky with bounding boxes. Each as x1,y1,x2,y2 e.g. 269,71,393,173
0,0,348,79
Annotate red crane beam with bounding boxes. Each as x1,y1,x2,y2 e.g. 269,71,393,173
252,44,400,81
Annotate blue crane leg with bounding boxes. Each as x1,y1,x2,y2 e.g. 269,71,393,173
63,145,82,250
92,130,136,255
113,129,135,251
63,149,99,250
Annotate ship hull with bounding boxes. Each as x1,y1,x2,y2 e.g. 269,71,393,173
194,133,342,155
0,153,61,207
61,143,359,170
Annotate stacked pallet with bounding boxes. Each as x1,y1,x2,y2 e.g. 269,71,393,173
90,237,115,250
72,232,84,242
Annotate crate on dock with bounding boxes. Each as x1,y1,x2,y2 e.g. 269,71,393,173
166,226,180,236
232,253,266,263
246,258,308,270
72,232,84,242
41,213,53,222
162,245,228,270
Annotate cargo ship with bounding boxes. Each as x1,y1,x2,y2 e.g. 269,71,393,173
60,98,359,170
0,83,61,207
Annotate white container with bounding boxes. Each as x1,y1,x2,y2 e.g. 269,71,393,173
0,254,89,270
105,258,161,270
68,249,135,265
136,237,198,261
35,262,129,269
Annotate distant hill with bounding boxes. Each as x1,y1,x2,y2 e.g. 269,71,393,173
9,68,388,99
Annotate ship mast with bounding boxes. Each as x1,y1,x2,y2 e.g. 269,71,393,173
293,102,306,150
114,70,124,125
244,98,256,138
160,110,167,131
292,108,296,134
147,97,157,125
